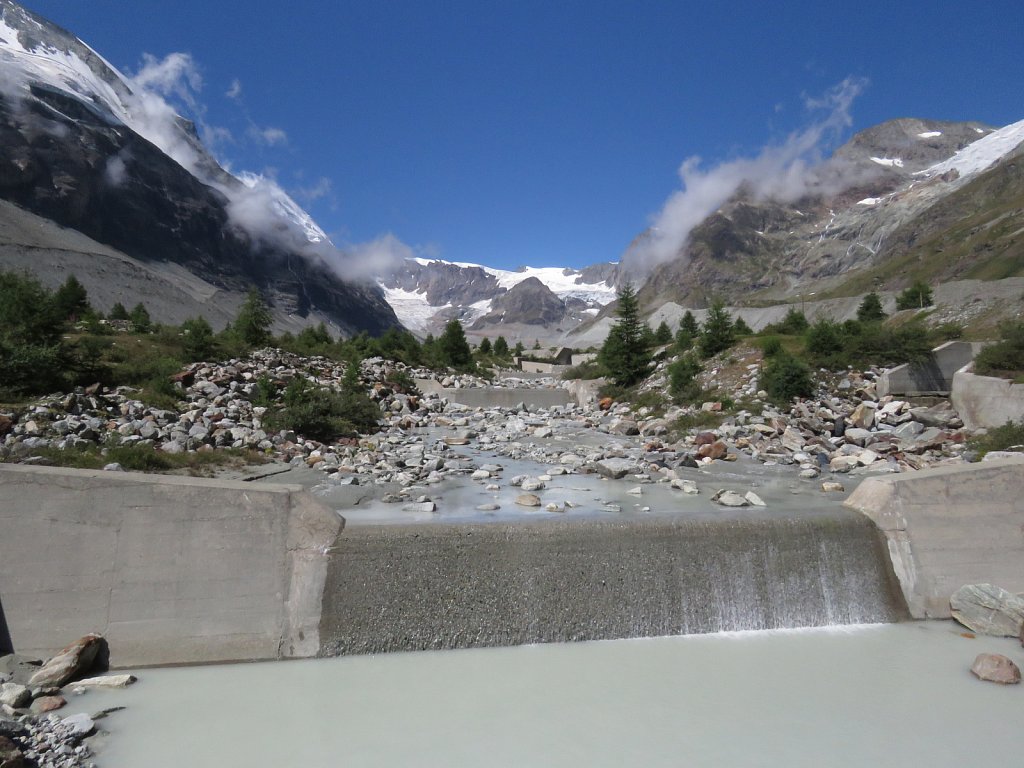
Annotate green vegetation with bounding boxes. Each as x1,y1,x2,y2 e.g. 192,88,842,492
669,411,725,433
968,420,1024,458
802,317,931,369
761,354,815,404
654,321,673,345
2,441,266,475
895,281,934,311
493,336,509,357
0,271,69,396
697,302,737,359
856,292,887,323
264,361,382,442
732,316,753,336
668,353,703,404
231,289,272,346
760,308,809,336
973,321,1024,380
598,284,652,387
561,359,603,380
434,319,474,370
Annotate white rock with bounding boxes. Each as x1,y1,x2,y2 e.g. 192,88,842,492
712,489,749,507
744,491,766,507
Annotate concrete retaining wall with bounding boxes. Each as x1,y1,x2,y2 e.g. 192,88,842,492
951,365,1024,430
0,465,342,667
877,341,982,397
845,456,1024,619
415,379,574,409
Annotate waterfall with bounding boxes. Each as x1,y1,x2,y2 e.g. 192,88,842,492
319,512,907,656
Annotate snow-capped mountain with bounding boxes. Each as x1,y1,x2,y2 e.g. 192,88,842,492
0,0,397,334
377,257,619,336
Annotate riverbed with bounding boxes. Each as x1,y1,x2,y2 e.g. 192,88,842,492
86,621,1020,767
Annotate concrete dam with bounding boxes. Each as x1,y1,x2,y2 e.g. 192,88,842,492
0,463,931,667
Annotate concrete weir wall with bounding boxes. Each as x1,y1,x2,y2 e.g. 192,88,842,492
0,464,342,667
951,365,1024,430
845,456,1024,619
318,514,907,655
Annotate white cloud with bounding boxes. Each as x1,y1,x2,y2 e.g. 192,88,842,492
247,125,288,146
630,77,870,273
226,78,242,100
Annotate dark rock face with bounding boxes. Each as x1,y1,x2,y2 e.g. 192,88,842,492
0,1,400,337
381,259,503,306
472,277,565,327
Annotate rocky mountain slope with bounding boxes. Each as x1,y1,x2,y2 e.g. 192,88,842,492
378,257,619,337
630,117,1024,309
0,0,399,335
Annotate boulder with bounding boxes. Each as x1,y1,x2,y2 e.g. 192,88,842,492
849,402,877,429
697,440,728,461
60,713,96,740
70,674,137,689
821,482,845,493
744,491,766,507
520,478,546,492
0,684,29,709
30,695,66,714
711,489,749,507
670,478,699,494
591,458,638,480
515,493,542,507
970,653,1021,684
0,735,25,768
27,634,105,688
781,427,805,452
950,584,1024,637
402,501,436,513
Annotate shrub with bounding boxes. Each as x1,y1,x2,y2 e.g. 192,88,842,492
968,420,1024,457
129,302,152,333
234,289,273,347
668,354,703,404
181,316,215,361
804,319,845,361
762,354,814,404
732,316,753,336
973,322,1024,379
0,271,69,395
759,336,783,357
562,360,604,380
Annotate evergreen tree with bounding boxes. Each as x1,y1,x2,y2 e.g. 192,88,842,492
438,319,473,369
598,283,652,387
181,316,215,360
697,301,736,359
733,316,753,336
0,271,67,394
781,307,809,333
53,275,90,322
478,337,492,355
513,341,525,356
654,320,673,345
493,336,509,357
679,310,700,337
896,281,933,310
109,302,130,321
857,292,887,323
234,289,272,346
129,302,152,333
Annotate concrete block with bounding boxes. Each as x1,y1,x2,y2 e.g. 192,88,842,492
845,457,1024,618
0,465,342,667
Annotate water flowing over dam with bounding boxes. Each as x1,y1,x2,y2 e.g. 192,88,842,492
319,511,907,655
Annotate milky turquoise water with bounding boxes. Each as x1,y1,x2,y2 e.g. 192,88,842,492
84,621,1022,767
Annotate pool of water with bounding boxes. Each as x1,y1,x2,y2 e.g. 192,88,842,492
85,621,1021,767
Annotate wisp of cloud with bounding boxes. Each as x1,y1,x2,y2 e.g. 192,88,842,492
631,77,869,273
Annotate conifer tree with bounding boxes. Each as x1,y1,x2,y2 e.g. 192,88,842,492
478,337,492,355
697,301,736,359
856,292,887,323
493,336,509,357
598,283,652,387
654,320,673,345
234,289,272,346
438,319,473,369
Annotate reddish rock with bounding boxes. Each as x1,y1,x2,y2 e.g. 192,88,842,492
970,653,1021,684
598,397,613,411
0,735,26,768
697,440,728,460
28,634,106,688
694,431,716,448
169,369,196,387
0,415,12,436
30,695,66,714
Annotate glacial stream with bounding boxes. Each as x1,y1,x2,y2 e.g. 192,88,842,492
85,622,1021,767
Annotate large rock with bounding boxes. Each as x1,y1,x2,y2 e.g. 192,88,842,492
591,458,639,480
515,493,542,507
950,584,1024,637
0,684,29,709
0,734,26,768
711,489,749,507
697,440,728,461
970,653,1021,684
27,634,106,688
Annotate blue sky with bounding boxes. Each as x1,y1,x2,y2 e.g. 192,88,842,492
24,0,1024,271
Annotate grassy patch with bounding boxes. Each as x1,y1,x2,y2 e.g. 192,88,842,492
968,421,1024,458
5,443,266,475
